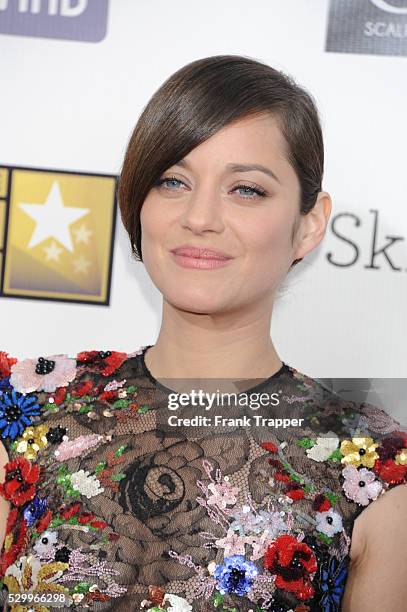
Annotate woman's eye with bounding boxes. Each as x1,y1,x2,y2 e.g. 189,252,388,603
233,184,267,200
156,176,186,190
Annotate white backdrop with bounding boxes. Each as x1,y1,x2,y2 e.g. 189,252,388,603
0,1,406,424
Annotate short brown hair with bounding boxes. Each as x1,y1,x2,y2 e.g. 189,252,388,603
118,54,324,267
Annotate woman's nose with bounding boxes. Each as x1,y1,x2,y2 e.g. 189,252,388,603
179,186,225,234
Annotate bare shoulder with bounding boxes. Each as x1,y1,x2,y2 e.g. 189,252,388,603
351,483,407,556
0,438,9,475
343,484,407,610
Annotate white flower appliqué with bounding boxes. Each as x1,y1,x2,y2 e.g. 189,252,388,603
163,593,193,611
306,432,339,462
315,508,343,537
70,469,104,498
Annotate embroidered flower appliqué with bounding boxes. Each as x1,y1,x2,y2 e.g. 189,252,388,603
207,478,239,508
340,436,379,469
10,354,77,394
0,456,40,506
70,469,105,499
306,432,339,462
214,554,259,596
0,388,42,442
341,465,383,506
3,554,70,603
163,593,193,611
263,534,317,601
15,423,49,459
315,508,343,537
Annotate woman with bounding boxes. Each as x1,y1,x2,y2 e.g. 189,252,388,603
0,55,406,611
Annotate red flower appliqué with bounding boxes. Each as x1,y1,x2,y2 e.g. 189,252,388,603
285,482,305,501
312,494,331,512
0,456,40,506
261,441,279,453
264,534,317,601
373,458,407,485
76,350,128,377
374,433,407,485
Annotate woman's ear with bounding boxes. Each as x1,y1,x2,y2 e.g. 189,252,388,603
292,191,332,263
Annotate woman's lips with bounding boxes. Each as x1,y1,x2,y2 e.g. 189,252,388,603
171,246,232,259
170,246,234,269
170,252,233,269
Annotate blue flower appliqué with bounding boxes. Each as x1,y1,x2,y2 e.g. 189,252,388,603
0,388,42,442
214,554,259,596
23,494,48,527
318,554,349,611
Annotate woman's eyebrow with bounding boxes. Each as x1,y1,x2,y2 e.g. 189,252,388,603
226,163,281,184
174,159,281,184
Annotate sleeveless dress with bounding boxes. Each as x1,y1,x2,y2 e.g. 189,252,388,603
0,345,406,612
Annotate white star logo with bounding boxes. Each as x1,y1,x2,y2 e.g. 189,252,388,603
43,240,63,262
19,181,90,252
73,223,93,245
73,254,91,275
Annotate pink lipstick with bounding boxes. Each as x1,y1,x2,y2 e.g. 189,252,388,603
170,245,234,270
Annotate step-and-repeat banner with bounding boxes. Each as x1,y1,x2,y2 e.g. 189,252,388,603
0,1,406,421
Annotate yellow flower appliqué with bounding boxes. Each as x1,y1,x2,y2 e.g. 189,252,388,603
395,448,407,465
15,424,50,460
4,554,70,607
340,436,379,468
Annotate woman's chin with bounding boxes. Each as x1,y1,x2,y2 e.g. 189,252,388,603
165,291,226,315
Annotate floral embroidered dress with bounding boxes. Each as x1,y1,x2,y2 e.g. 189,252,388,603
0,345,406,612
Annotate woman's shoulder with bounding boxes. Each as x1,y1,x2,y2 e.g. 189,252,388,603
0,347,149,458
281,366,407,520
0,347,151,605
284,363,405,441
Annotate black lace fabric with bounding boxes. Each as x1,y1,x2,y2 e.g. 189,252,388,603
0,347,405,611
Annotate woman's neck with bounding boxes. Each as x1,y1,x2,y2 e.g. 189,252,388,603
143,301,283,380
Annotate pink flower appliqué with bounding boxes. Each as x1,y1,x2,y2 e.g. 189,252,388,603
54,434,102,461
207,479,239,509
245,529,277,561
215,528,247,556
342,465,383,506
10,354,77,394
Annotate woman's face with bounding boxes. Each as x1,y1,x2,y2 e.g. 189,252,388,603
140,113,323,315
